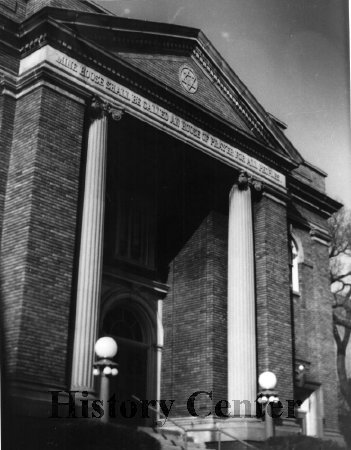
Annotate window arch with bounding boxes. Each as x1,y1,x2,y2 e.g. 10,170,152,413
102,306,144,342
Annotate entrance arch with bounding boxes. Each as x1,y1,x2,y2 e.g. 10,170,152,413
99,290,158,423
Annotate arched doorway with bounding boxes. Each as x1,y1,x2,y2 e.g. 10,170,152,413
99,297,156,424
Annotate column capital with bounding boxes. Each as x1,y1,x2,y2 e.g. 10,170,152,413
237,170,263,196
89,96,124,122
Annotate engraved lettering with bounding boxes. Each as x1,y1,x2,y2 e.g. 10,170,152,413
80,66,104,86
227,146,234,157
181,121,201,139
247,157,258,169
210,137,220,149
57,56,78,72
170,115,181,127
220,142,227,154
132,94,142,106
119,87,130,100
143,100,168,121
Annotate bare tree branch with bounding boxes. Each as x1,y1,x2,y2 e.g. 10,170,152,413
333,310,351,329
329,208,351,410
334,324,342,347
331,270,351,283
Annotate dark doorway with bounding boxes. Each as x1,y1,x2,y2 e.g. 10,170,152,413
101,305,150,425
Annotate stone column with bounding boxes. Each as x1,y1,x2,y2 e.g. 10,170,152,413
227,171,262,416
71,97,123,391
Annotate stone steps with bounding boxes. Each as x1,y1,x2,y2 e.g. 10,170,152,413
138,426,215,450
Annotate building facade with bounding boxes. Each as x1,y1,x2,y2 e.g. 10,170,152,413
0,0,344,446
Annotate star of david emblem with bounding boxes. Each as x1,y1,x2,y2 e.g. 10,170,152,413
179,65,198,94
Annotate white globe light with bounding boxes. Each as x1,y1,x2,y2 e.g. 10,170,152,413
103,366,112,375
111,368,118,376
258,371,277,390
95,337,118,358
93,368,100,376
268,396,275,403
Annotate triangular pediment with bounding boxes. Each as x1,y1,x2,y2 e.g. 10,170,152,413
32,6,303,166
116,52,253,136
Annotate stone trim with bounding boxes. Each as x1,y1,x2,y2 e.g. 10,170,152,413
262,191,287,207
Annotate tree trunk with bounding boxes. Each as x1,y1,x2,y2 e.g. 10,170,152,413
334,321,351,409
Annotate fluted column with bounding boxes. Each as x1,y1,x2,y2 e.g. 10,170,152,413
227,171,262,416
71,97,123,391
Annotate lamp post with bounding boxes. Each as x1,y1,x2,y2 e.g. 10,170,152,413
93,336,118,423
257,371,279,440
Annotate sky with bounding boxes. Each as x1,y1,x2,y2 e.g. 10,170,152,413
97,0,351,208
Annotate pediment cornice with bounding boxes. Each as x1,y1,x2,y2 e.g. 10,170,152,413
39,10,299,158
11,6,302,174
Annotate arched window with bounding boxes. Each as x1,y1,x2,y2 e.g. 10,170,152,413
291,239,300,293
102,307,143,342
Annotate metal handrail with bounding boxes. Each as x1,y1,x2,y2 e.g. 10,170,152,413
218,427,259,449
132,395,259,450
132,395,188,450
184,425,259,450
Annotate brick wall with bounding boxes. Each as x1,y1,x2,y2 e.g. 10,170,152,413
312,238,338,430
0,48,20,73
0,86,85,388
254,193,294,401
0,93,16,239
292,227,313,366
161,211,227,417
292,216,339,431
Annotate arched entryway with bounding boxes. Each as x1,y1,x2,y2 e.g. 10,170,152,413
99,292,158,424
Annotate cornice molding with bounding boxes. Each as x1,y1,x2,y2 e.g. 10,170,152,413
288,175,342,218
0,69,17,95
20,32,47,55
309,225,330,246
262,183,290,206
287,209,311,231
193,46,272,147
262,191,288,207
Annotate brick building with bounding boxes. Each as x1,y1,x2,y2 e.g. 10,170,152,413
0,0,344,447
